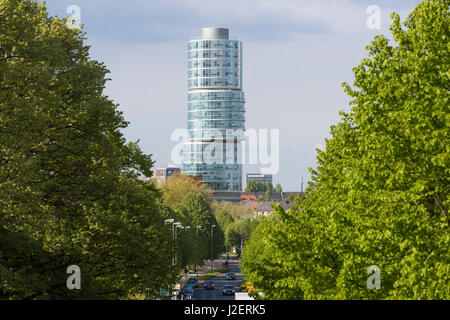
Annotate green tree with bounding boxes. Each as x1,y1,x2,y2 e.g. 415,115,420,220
225,218,261,254
158,201,197,270
245,180,270,192
216,210,235,242
287,194,296,201
0,0,173,299
274,183,283,193
211,200,254,220
225,223,242,253
264,182,274,201
216,210,234,228
241,216,301,299
242,0,449,300
160,172,212,206
245,180,256,192
178,193,225,261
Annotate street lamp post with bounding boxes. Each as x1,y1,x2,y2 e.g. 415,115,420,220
173,222,182,266
211,224,215,272
240,235,250,260
164,219,175,299
184,226,190,276
164,219,176,266
195,225,202,279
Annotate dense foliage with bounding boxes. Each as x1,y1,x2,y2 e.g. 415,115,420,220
274,183,283,193
0,0,175,299
216,210,235,234
174,193,225,262
225,218,261,256
241,0,449,300
159,172,212,206
211,200,254,220
241,216,301,299
245,180,274,193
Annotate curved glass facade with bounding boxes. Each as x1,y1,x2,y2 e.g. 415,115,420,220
182,28,245,191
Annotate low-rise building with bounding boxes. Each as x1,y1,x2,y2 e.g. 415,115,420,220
246,173,273,185
254,200,295,217
212,191,303,203
154,164,181,185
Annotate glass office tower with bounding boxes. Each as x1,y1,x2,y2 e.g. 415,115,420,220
182,28,245,191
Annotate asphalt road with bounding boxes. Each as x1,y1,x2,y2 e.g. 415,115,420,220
194,256,243,300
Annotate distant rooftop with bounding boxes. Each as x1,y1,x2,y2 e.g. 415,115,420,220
212,191,303,203
156,164,180,169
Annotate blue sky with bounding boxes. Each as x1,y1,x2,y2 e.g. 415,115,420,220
43,0,422,191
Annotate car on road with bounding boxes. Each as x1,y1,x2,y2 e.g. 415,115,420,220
180,285,195,299
186,277,199,288
222,285,235,296
204,280,215,290
226,272,236,280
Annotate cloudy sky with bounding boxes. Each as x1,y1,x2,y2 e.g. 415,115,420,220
44,0,421,191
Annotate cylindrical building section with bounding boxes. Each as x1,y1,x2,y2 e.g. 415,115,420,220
182,28,245,191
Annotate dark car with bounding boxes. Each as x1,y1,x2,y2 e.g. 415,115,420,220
180,285,194,299
222,285,235,296
186,277,199,288
226,272,236,280
204,280,215,290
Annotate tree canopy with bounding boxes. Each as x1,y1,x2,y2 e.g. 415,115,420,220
210,200,254,220
241,0,449,300
216,210,235,232
245,180,274,193
0,0,174,299
274,183,283,193
176,193,225,261
159,172,212,206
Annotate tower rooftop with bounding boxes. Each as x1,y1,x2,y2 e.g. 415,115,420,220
201,27,229,39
